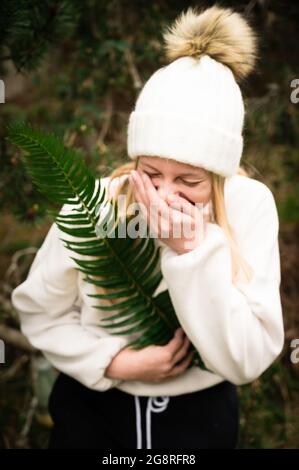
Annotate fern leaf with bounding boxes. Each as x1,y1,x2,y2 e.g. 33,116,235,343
7,121,213,372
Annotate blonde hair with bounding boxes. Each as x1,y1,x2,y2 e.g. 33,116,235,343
105,157,253,285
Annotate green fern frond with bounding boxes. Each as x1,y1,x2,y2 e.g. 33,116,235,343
7,121,212,371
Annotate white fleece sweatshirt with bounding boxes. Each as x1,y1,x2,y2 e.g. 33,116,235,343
11,173,284,396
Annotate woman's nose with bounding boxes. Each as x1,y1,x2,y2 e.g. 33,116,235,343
156,184,177,200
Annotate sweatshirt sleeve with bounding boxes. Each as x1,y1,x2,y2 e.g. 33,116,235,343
160,186,285,385
11,205,128,392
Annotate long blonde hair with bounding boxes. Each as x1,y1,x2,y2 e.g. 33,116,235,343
104,157,253,285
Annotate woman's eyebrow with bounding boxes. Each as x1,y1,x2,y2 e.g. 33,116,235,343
140,163,160,171
141,163,204,178
177,172,205,178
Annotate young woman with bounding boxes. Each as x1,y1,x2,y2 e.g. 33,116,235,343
11,5,284,449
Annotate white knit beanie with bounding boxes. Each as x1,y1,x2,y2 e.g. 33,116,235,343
127,5,258,177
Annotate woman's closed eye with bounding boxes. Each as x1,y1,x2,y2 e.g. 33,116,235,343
181,180,203,187
144,172,160,178
144,172,203,187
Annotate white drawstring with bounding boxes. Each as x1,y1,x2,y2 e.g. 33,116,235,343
135,395,170,449
135,396,142,449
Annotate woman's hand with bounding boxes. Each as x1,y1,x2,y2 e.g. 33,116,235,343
128,169,207,255
104,327,194,382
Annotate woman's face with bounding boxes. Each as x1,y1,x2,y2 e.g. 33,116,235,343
136,156,212,206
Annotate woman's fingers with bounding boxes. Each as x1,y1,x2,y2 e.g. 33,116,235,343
138,171,168,210
138,170,173,222
136,174,193,236
171,334,191,365
168,194,204,223
164,327,185,358
167,351,195,377
129,173,149,223
131,170,171,237
129,172,146,205
131,170,150,206
129,170,205,242
167,194,195,216
169,195,211,226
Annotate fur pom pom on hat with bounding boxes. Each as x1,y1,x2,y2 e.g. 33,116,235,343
127,4,259,177
162,4,258,83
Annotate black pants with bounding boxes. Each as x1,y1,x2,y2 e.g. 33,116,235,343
48,372,239,449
